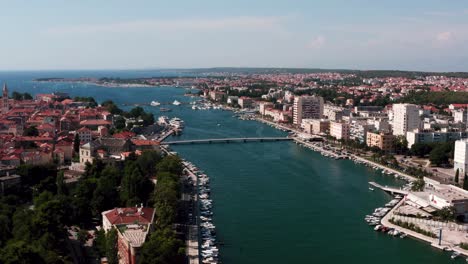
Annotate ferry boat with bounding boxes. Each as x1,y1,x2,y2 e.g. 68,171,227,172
173,100,181,106
150,100,160,106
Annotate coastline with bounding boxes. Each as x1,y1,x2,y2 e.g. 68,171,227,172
254,116,417,182
33,80,164,88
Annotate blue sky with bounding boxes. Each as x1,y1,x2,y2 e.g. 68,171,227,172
1,0,468,71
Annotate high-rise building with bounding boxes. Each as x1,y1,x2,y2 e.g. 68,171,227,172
1,83,9,114
392,103,420,136
454,109,468,124
293,95,323,125
454,139,468,175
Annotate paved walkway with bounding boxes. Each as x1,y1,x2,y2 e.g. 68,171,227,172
382,199,468,257
187,225,199,264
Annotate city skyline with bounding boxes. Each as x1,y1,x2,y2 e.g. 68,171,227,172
1,0,468,71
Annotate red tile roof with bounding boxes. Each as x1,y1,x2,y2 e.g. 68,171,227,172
80,120,111,126
103,207,155,225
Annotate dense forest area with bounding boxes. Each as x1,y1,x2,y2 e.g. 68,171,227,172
0,152,185,264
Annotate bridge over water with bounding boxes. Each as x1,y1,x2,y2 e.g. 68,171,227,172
163,137,292,145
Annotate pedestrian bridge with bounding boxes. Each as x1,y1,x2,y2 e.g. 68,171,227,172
163,137,292,145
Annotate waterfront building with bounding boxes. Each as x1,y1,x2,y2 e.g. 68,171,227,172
209,91,226,102
454,109,468,124
302,119,329,135
392,103,420,136
370,118,391,133
1,83,9,114
226,96,239,105
366,131,394,151
258,102,274,116
238,96,254,109
408,178,468,220
293,95,324,125
330,121,350,140
353,105,383,114
284,91,294,103
406,131,468,148
349,120,374,143
323,104,349,121
454,139,468,175
102,206,155,264
264,108,289,122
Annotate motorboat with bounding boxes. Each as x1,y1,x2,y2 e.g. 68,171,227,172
150,101,160,106
451,251,461,259
173,100,181,106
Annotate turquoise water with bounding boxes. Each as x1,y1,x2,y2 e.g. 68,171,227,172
0,72,459,263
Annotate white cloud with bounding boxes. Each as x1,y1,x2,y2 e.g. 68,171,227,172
436,31,452,42
306,36,325,49
44,16,285,35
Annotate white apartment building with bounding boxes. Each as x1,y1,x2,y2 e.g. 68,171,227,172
293,96,324,125
392,104,420,136
454,110,468,124
454,139,468,175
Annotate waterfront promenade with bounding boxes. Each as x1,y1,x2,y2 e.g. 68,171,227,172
256,117,417,182
381,199,468,257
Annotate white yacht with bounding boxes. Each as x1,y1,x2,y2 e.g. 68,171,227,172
157,116,169,126
173,100,181,106
150,101,160,106
169,117,185,129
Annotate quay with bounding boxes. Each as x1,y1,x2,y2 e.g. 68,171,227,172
380,199,468,258
164,137,292,145
368,181,408,195
156,129,176,141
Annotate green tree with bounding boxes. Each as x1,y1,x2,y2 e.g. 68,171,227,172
128,106,144,118
102,100,123,115
106,228,118,264
157,155,183,175
464,173,468,191
120,164,152,206
114,116,126,130
136,150,161,177
73,133,80,154
429,146,448,166
139,227,185,264
0,214,11,247
94,229,107,256
56,171,66,196
394,135,409,155
411,178,425,191
436,206,456,222
0,240,46,264
410,143,433,157
92,166,120,215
